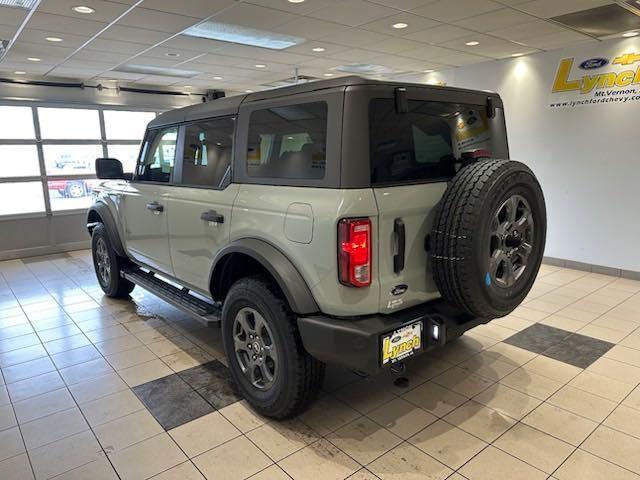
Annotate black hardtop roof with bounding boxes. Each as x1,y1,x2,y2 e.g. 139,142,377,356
148,75,500,129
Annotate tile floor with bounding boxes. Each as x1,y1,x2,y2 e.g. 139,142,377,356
1,251,640,479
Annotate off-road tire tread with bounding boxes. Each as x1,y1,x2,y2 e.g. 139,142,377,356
223,277,324,419
91,224,135,298
431,159,541,318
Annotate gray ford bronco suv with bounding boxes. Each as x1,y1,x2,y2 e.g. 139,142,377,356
88,76,546,418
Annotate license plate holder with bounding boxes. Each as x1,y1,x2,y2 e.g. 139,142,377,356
381,321,423,366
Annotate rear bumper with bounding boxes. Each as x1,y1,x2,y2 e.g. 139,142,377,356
297,300,490,375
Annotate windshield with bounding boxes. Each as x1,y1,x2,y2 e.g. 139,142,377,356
369,98,508,185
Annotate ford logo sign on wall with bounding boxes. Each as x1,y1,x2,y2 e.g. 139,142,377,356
579,58,609,70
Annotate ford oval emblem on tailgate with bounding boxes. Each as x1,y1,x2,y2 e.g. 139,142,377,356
391,284,408,296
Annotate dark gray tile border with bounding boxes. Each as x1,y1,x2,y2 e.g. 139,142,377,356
505,323,615,369
133,360,243,430
542,333,614,369
133,374,215,430
504,323,573,354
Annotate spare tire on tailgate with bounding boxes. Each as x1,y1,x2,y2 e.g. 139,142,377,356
431,159,546,319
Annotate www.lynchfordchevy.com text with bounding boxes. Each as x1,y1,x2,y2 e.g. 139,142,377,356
550,87,640,108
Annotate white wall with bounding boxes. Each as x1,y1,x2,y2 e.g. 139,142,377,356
423,37,640,273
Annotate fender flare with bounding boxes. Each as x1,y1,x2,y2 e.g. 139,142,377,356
86,202,127,258
210,238,319,315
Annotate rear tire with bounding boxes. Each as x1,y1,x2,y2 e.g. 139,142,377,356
431,159,546,318
91,224,135,298
221,276,324,419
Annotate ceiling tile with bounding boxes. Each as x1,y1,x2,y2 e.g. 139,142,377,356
317,28,395,48
0,24,19,39
37,0,133,23
10,40,76,59
297,57,345,69
73,49,140,64
14,28,89,48
48,65,106,77
489,19,571,41
142,0,235,18
116,8,200,33
211,3,298,29
366,0,441,11
0,6,28,27
516,0,615,18
436,52,490,66
401,44,463,60
454,8,537,31
243,0,343,15
271,16,348,40
98,25,173,45
360,12,441,36
84,38,150,55
411,0,503,22
189,54,249,66
257,50,315,65
519,29,595,48
405,24,473,44
284,41,351,56
366,36,426,54
307,0,398,27
26,12,108,36
438,32,516,50
160,35,229,53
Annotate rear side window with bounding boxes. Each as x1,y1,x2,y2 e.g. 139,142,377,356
246,102,327,180
369,99,508,185
136,127,178,183
181,117,234,188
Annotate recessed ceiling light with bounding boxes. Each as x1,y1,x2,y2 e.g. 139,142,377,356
466,41,479,46
288,0,305,3
423,69,434,73
184,85,192,88
46,36,63,42
622,31,639,37
255,64,266,68
511,52,524,57
166,52,180,57
323,73,334,77
72,5,94,14
14,71,26,75
312,47,325,52
213,76,223,80
392,23,408,29
245,89,253,93
27,57,40,62
184,21,304,50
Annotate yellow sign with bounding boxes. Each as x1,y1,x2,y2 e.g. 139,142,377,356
552,55,640,95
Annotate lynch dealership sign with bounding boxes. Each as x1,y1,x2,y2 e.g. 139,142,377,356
549,52,640,109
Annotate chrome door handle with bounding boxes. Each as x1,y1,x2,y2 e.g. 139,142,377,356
200,210,224,224
146,201,164,212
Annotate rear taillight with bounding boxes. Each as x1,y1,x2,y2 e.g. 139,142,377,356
338,218,371,288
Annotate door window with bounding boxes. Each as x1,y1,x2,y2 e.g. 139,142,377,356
136,127,178,182
246,102,327,180
180,117,234,188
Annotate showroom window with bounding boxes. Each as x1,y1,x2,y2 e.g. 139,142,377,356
0,104,156,218
246,102,327,180
181,117,235,188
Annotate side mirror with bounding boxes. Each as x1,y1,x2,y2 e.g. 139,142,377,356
96,158,127,180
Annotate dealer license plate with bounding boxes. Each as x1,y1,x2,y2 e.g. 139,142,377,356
381,321,423,366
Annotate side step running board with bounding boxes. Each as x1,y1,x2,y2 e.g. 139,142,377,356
122,267,221,327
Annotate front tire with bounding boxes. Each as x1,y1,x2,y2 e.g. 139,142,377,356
221,277,324,419
91,224,135,298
